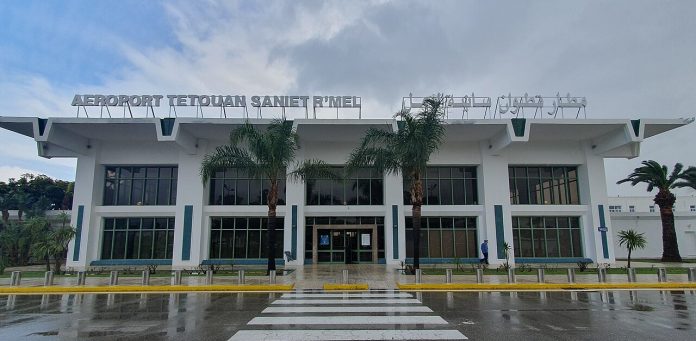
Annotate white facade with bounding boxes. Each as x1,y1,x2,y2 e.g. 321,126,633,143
0,116,689,269
609,196,696,259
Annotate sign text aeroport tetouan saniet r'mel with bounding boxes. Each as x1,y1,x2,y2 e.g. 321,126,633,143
71,94,361,108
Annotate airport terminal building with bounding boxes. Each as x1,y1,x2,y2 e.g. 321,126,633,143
0,96,689,270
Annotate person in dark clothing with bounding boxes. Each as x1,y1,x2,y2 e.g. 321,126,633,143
480,240,489,265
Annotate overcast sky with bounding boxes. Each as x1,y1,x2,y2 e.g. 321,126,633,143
0,0,695,197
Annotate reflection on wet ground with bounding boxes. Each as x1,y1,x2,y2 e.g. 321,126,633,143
0,290,693,340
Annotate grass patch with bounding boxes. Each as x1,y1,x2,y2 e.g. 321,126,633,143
0,269,292,278
416,267,690,276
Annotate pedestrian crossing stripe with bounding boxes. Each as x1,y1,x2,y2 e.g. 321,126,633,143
228,291,467,341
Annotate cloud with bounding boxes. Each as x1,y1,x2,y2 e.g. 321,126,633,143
0,166,55,183
0,0,695,194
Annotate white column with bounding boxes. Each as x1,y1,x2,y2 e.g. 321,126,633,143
66,148,101,270
479,143,513,266
579,142,615,264
172,143,206,269
384,172,404,264
284,169,305,266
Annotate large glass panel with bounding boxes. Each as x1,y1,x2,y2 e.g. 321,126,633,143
139,231,153,259
357,179,370,205
236,179,249,205
219,230,233,258
428,229,442,257
154,230,168,259
370,179,383,205
453,179,465,205
157,179,170,205
454,230,467,258
247,230,261,258
571,229,582,257
210,230,221,258
558,229,572,257
101,230,113,259
426,179,439,205
144,179,158,205
117,180,131,205
509,166,579,205
440,179,453,205
103,180,116,205
249,180,262,205
112,231,126,259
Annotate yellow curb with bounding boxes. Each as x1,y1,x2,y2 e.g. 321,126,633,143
323,283,369,290
0,284,294,295
396,282,696,291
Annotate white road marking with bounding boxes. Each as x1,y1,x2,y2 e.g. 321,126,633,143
249,315,449,325
281,293,412,298
262,305,433,313
271,298,421,305
228,329,468,340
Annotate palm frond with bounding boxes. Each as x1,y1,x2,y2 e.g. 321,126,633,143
200,145,259,184
288,160,340,182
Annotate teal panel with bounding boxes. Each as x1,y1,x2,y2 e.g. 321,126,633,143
392,205,399,259
182,205,193,261
494,205,505,259
72,205,84,261
630,119,641,137
160,118,175,136
291,205,298,258
598,204,609,258
511,118,526,137
91,259,172,266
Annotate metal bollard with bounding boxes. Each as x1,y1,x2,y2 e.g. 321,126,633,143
657,268,667,282
688,268,696,282
446,269,453,284
597,268,607,283
77,271,86,286
43,271,54,286
269,270,276,284
206,269,214,285
238,269,245,284
536,269,545,283
109,271,119,286
567,268,575,283
10,271,21,286
627,268,637,283
415,269,422,284
476,268,484,283
141,270,150,285
342,269,349,284
507,268,516,283
172,270,182,285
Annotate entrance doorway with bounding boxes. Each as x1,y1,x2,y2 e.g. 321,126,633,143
312,225,378,264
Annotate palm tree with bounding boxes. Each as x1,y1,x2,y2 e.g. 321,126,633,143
347,95,446,270
201,119,335,273
617,160,687,262
617,229,647,268
675,166,696,191
25,217,51,271
33,226,75,274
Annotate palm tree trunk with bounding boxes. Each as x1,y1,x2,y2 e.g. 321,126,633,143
45,255,51,271
410,174,424,271
53,256,62,274
627,249,631,268
266,180,279,274
655,191,682,262
412,204,421,271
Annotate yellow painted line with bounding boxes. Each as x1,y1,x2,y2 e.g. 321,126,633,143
323,283,369,290
0,284,294,295
397,282,696,291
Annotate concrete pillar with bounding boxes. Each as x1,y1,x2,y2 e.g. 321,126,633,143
479,143,513,266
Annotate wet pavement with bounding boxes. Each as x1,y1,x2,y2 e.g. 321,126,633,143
0,290,694,340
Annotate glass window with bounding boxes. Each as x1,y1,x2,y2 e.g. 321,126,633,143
103,166,177,206
513,216,582,258
306,167,383,206
100,217,174,260
209,168,286,206
209,217,284,259
405,216,477,258
509,166,580,205
404,166,478,205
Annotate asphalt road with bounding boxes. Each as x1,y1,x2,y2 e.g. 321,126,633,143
0,290,693,340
